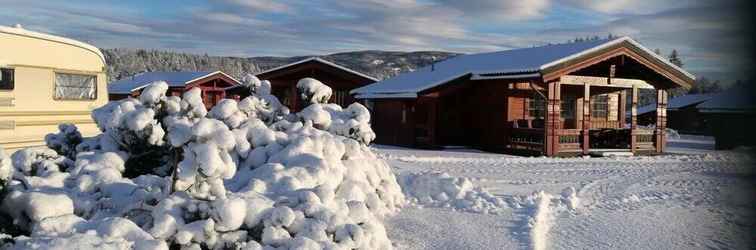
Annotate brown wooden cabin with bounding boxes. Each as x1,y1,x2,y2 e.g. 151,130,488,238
352,37,696,156
226,57,377,111
108,71,240,109
636,93,714,135
696,87,756,149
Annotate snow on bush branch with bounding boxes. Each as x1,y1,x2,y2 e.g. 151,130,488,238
0,75,402,250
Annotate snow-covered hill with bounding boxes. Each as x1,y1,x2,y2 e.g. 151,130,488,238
102,49,460,83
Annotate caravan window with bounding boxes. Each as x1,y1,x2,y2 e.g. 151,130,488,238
0,68,13,90
54,72,97,100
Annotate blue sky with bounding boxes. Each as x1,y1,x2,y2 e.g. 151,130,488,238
0,0,750,82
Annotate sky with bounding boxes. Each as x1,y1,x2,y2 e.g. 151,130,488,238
0,0,752,82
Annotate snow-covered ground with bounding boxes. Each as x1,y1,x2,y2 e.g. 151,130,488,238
0,74,751,249
379,143,755,249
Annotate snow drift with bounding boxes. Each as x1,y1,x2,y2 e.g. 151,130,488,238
0,76,404,249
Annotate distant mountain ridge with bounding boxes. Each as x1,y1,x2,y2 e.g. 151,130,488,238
102,48,460,83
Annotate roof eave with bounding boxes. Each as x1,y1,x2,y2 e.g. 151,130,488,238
257,57,379,82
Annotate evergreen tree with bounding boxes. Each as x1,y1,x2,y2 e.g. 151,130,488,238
668,49,683,67
689,77,723,94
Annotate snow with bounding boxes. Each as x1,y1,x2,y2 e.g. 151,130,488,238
399,172,508,214
696,86,756,113
2,76,752,249
636,93,714,115
257,57,378,83
45,123,83,160
107,71,214,94
139,81,169,107
351,36,694,96
0,79,403,249
297,78,333,105
380,145,755,249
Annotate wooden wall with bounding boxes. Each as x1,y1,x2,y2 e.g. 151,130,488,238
257,60,375,111
371,99,416,146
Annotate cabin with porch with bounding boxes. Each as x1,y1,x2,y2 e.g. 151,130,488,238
352,37,695,156
108,71,240,108
227,57,377,111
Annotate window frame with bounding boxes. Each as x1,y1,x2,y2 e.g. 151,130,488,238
527,95,547,120
0,68,14,91
560,97,576,119
53,71,98,101
591,94,609,119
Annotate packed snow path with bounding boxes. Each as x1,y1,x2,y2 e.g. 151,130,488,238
379,145,755,249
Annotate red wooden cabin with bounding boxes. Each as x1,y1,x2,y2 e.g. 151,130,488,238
352,37,695,156
108,71,240,108
227,57,377,111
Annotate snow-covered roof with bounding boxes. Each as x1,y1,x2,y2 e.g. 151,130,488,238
637,93,715,115
257,57,379,82
697,88,756,113
352,36,695,97
0,24,105,65
108,71,239,94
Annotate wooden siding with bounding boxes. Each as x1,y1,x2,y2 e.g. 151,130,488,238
252,60,375,111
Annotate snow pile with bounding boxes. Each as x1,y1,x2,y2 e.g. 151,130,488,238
526,191,553,250
10,217,167,250
299,103,376,144
236,75,290,124
0,77,403,249
398,172,508,214
297,78,332,105
515,188,580,250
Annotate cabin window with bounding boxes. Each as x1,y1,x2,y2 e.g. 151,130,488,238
0,68,14,90
591,94,609,119
528,96,546,119
54,72,97,100
560,97,576,119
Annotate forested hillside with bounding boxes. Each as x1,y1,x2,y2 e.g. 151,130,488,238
102,48,459,82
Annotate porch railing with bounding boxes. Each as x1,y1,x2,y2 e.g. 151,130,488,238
510,127,657,155
634,128,655,151
510,128,544,152
556,129,582,152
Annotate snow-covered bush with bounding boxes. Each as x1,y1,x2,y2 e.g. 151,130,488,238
399,172,507,214
237,75,290,125
91,82,174,177
45,123,83,160
0,77,405,249
297,78,332,105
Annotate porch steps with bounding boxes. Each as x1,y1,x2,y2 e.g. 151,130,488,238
589,149,634,157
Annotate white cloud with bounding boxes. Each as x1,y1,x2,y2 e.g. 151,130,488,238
0,0,748,81
218,0,290,13
436,0,550,20
564,0,711,15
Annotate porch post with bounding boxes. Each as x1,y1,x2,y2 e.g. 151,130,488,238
582,83,590,154
630,85,638,154
544,81,559,156
655,89,668,153
619,90,627,128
